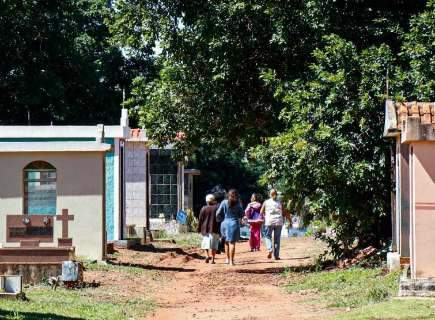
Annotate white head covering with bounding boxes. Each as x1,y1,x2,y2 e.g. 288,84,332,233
205,194,215,204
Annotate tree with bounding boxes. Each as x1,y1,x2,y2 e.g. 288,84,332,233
113,1,322,153
111,0,429,258
253,1,434,258
253,36,394,258
0,0,154,125
398,0,435,101
112,0,424,154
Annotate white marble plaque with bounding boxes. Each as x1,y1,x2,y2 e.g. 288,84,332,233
3,275,22,293
61,261,79,282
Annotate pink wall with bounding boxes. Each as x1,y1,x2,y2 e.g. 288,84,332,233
411,142,435,278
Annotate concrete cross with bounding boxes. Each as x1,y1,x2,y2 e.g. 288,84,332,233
56,209,74,239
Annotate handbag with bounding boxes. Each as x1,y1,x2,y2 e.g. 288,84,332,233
216,201,227,222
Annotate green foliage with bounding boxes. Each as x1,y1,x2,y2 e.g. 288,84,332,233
306,220,328,237
111,1,424,154
286,268,400,308
334,298,435,320
110,1,432,258
254,35,394,258
172,232,202,248
185,209,198,232
252,2,435,259
399,0,435,101
0,287,154,319
111,1,321,153
190,148,267,206
0,0,153,125
153,229,168,239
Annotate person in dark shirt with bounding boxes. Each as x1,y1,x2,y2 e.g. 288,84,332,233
197,194,219,264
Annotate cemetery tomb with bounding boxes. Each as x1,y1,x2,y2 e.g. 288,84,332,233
384,101,435,285
0,126,112,283
121,129,198,238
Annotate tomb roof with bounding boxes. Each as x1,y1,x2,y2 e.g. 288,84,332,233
0,109,130,139
128,129,175,150
0,141,111,152
129,128,148,141
0,125,129,139
384,100,435,142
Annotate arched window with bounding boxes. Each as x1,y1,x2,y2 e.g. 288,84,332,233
24,161,57,215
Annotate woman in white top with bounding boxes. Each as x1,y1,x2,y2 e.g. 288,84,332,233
260,189,288,260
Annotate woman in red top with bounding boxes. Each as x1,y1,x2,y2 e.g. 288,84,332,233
245,193,263,251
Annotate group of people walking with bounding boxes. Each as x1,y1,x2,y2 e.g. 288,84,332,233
197,188,288,266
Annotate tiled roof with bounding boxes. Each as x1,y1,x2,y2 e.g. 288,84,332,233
395,101,435,130
384,100,435,141
130,128,143,138
129,128,148,141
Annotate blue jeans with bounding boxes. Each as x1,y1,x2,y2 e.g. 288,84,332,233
264,225,282,258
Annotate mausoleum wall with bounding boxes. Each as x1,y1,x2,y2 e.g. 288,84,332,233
0,152,105,260
410,142,435,278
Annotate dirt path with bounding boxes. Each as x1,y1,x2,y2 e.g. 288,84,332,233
145,237,338,320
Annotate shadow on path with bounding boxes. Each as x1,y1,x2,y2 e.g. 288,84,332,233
107,260,196,272
0,310,83,320
234,267,287,274
128,244,203,259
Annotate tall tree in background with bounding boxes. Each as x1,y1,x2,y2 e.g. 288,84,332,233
0,0,154,125
254,37,395,257
111,0,430,257
111,0,424,153
112,1,318,154
254,2,434,258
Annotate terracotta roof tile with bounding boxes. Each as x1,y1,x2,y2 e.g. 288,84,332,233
394,101,435,130
128,128,149,141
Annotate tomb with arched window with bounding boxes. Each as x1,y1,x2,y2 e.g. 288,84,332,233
0,126,111,282
0,110,199,283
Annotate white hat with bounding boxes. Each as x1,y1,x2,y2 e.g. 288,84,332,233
206,194,215,204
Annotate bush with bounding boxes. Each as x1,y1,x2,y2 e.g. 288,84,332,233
186,209,198,232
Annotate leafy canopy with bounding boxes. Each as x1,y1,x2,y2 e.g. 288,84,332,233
0,0,153,125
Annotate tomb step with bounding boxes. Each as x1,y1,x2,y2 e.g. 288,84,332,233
399,277,435,297
0,247,74,263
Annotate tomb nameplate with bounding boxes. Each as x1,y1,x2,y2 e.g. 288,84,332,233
6,215,54,243
0,275,23,299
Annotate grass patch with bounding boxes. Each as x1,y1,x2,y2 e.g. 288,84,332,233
0,286,154,320
285,267,435,319
83,260,154,277
286,267,400,308
334,298,435,320
169,232,202,248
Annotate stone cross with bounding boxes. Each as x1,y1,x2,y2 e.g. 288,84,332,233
56,209,74,239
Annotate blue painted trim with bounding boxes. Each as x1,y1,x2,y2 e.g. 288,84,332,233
105,138,115,241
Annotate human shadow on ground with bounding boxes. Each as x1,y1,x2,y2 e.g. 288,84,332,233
106,260,196,272
234,263,318,274
127,244,203,259
236,260,279,265
234,267,287,274
283,265,318,272
0,310,83,320
237,256,310,265
113,244,205,260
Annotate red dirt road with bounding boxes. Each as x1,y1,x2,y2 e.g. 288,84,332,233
146,237,337,320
